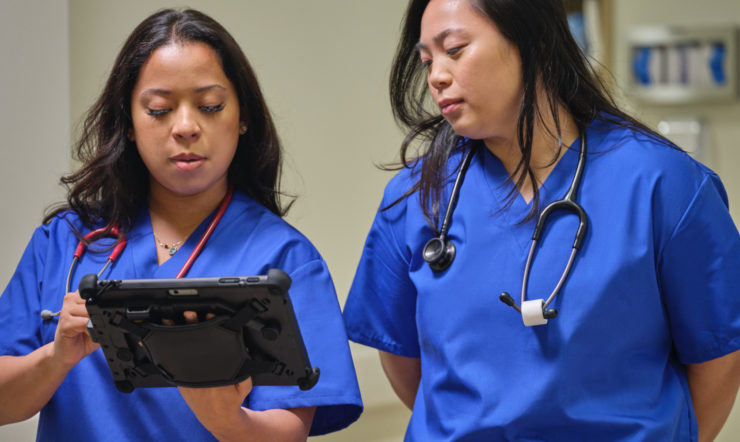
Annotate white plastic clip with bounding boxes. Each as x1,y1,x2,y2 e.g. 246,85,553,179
521,299,548,326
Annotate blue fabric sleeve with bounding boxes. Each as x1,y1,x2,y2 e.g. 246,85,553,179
343,182,421,358
247,258,362,436
659,174,740,364
0,226,49,356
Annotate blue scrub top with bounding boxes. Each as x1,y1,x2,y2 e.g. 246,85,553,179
0,191,362,440
343,118,740,441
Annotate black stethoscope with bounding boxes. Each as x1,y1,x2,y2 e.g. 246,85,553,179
40,186,234,320
423,134,588,327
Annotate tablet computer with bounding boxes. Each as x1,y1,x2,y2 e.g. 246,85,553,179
79,268,320,394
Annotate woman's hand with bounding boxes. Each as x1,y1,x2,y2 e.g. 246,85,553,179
176,311,254,437
1,291,99,424
179,377,254,435
175,311,314,440
179,379,314,442
52,291,100,369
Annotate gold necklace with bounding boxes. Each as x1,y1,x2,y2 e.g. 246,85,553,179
154,234,184,256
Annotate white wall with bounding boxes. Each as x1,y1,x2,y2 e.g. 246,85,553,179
0,0,70,439
0,1,70,289
611,0,740,222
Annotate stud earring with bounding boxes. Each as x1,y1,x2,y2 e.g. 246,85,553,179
239,124,248,134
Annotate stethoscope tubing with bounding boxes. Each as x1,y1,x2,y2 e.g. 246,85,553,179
64,186,234,292
422,145,477,272
516,132,588,314
65,225,127,294
43,187,234,322
439,146,476,241
176,188,232,278
421,130,589,324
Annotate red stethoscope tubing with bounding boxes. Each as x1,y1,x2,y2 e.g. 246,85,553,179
65,185,234,292
175,186,232,278
65,225,128,293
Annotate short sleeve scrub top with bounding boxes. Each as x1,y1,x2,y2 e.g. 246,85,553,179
0,191,363,441
343,118,740,441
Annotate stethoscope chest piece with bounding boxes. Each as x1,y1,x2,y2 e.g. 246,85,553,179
423,237,456,272
423,145,477,273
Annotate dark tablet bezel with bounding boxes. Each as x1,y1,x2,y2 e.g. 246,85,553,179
79,268,319,393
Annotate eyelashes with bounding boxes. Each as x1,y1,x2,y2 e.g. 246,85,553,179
147,108,170,117
419,45,466,69
146,104,225,117
200,104,224,113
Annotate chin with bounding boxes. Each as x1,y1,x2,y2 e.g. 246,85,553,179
157,182,210,198
450,122,507,144
445,118,476,138
449,124,481,141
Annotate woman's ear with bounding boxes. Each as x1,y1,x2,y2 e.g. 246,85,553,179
127,128,135,141
239,122,248,135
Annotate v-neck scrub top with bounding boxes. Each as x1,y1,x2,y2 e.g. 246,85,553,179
0,191,362,440
343,118,740,441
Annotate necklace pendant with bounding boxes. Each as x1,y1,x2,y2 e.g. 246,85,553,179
169,246,177,255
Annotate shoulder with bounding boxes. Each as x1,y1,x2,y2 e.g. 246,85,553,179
381,163,420,209
37,211,86,243
585,118,729,242
587,117,723,199
380,148,467,209
9,211,86,278
225,192,325,270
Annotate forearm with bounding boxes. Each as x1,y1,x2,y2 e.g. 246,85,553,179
687,350,740,442
379,351,421,410
0,343,71,425
207,406,315,442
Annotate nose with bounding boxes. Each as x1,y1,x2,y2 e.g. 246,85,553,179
172,108,201,142
428,60,452,92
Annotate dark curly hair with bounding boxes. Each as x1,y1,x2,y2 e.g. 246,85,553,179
45,8,289,229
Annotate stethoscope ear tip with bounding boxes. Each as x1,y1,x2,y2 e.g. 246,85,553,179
499,292,522,313
40,309,60,320
499,292,515,306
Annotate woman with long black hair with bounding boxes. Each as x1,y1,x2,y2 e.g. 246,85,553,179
344,0,740,440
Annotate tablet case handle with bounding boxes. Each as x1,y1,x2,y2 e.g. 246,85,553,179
81,271,320,392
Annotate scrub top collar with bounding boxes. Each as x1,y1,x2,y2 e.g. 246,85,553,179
479,138,580,219
126,201,224,279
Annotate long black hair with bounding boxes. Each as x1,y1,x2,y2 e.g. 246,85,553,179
389,0,668,227
45,8,289,229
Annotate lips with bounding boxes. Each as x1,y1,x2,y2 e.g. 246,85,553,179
437,98,463,116
170,152,206,172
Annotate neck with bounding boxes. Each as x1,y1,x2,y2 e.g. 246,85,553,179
484,105,578,202
148,179,229,243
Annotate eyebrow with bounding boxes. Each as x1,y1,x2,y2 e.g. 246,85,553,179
415,28,464,51
140,84,227,98
194,84,227,94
